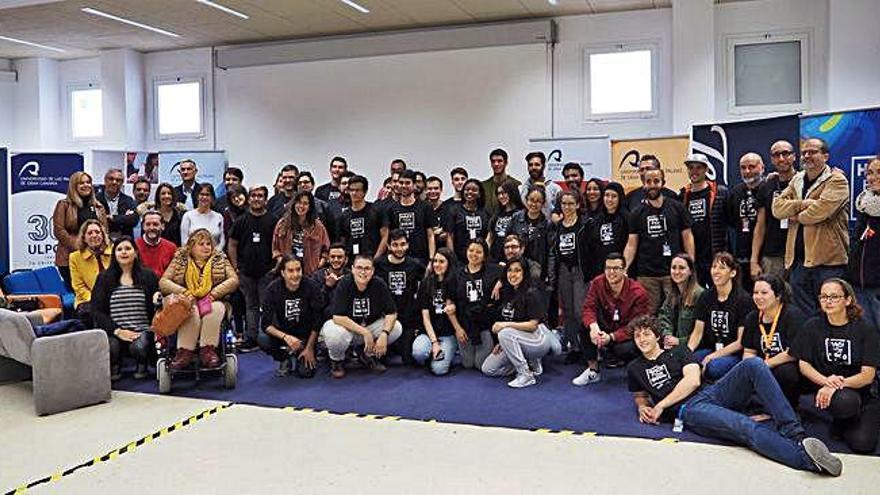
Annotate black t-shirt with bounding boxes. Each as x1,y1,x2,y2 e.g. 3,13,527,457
431,201,451,253
627,347,700,419
339,202,382,257
330,275,397,325
790,316,880,379
454,264,503,330
446,203,491,262
315,182,342,203
762,175,791,258
228,211,277,278
585,212,628,279
488,209,518,262
555,219,582,267
693,287,753,350
383,199,436,262
680,187,712,265
741,305,805,359
418,275,457,337
498,287,545,322
624,187,679,212
628,198,692,277
727,183,765,260
262,277,324,340
374,256,425,326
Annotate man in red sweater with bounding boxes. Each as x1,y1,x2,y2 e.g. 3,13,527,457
135,210,177,277
572,252,653,386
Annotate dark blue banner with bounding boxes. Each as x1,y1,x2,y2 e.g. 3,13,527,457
691,115,801,186
11,153,84,194
0,147,7,275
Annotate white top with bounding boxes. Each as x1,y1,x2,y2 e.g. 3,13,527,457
180,209,225,251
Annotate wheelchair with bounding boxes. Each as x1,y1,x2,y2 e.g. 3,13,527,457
154,300,238,394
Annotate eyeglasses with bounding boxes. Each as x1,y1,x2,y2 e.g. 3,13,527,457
605,266,626,272
771,150,793,158
801,149,822,156
818,294,845,302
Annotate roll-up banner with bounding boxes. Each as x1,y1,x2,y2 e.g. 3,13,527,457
0,148,8,275
800,107,880,222
690,115,801,186
528,136,611,185
158,151,228,194
9,152,84,270
611,136,691,193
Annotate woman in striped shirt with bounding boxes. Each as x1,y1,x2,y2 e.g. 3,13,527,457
92,236,160,381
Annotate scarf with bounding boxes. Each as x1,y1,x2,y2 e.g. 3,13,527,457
855,189,880,218
185,255,215,298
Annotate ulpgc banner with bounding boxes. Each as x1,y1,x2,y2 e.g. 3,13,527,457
691,115,800,186
801,107,880,222
611,136,691,193
528,137,611,184
9,153,84,270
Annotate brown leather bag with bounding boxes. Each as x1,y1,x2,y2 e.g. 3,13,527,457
152,294,192,337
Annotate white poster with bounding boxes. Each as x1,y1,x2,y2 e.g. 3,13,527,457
527,136,611,183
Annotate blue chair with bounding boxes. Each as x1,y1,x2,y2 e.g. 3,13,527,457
4,267,75,312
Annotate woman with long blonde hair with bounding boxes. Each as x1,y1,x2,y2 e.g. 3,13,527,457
69,218,112,325
52,171,108,286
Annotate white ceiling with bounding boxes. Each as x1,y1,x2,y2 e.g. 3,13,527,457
0,0,747,60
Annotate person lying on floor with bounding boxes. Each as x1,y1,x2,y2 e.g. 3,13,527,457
258,255,325,378
626,314,842,476
320,254,403,379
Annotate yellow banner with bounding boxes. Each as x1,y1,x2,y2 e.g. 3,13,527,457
610,136,691,193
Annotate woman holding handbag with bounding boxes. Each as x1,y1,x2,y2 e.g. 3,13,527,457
160,229,239,370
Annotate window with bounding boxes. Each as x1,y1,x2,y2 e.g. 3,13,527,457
727,31,810,114
154,77,204,139
70,85,103,139
583,44,657,121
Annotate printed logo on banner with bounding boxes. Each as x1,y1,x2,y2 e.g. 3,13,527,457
11,154,81,194
851,156,875,221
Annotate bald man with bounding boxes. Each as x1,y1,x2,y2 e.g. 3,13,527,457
725,152,766,292
755,140,799,279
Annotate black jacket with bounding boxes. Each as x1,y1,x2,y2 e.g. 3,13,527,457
96,188,138,240
849,210,880,289
174,182,207,210
509,210,554,286
90,269,160,335
679,181,729,256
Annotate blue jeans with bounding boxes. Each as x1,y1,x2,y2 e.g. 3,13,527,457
693,349,741,381
412,334,458,376
682,359,817,472
855,286,880,332
789,264,845,318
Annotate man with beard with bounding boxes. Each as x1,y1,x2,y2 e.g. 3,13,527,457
374,230,425,365
726,152,767,292
756,140,798,279
268,164,298,218
624,168,695,310
310,244,351,320
316,156,348,203
135,210,176,277
379,170,436,263
132,178,152,239
678,154,728,287
624,155,679,211
519,152,562,220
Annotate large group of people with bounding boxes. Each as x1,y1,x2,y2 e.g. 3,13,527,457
47,140,880,472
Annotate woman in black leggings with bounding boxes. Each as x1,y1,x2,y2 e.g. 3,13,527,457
791,277,880,454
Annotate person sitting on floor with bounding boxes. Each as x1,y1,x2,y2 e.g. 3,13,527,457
258,255,325,378
627,315,842,476
659,253,704,350
688,252,754,381
320,254,403,379
790,277,880,454
70,219,113,326
481,258,560,388
573,252,653,387
159,228,239,370
412,248,461,376
742,273,806,408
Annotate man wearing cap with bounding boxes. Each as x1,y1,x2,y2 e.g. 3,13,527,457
726,152,767,292
678,153,729,286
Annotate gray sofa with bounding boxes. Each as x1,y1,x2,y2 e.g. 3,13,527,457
0,309,111,415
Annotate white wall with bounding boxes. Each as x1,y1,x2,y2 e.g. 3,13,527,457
0,58,14,148
216,44,550,190
828,0,880,111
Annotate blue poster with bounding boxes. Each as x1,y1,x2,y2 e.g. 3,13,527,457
800,108,880,222
9,153,84,270
691,115,801,186
158,151,227,195
0,148,7,275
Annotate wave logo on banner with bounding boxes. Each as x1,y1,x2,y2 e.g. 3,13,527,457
528,137,611,183
689,125,725,182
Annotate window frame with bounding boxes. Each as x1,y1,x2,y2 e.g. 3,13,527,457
67,81,104,142
152,75,207,141
581,41,660,123
725,30,811,115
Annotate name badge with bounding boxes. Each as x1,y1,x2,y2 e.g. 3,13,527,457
780,218,789,229
742,219,750,233
662,243,672,257
612,308,620,322
252,232,261,243
352,244,360,255
715,342,724,351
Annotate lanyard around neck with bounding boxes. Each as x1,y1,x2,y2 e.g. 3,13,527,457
758,304,782,351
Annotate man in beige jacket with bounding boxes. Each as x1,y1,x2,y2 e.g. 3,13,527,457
772,138,849,317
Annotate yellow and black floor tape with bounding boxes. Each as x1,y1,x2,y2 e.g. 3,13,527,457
5,403,231,495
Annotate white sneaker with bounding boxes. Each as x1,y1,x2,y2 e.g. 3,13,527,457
507,372,537,388
572,368,600,386
529,359,543,376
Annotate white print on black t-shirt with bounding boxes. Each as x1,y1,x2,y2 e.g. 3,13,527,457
559,232,576,255
285,298,302,323
329,191,341,201
739,193,757,221
293,231,305,258
689,199,706,222
825,338,852,365
398,212,415,234
711,310,731,340
466,215,482,238
495,216,511,236
600,223,614,244
252,232,262,243
350,217,365,238
466,279,484,302
645,363,672,390
389,271,406,296
352,298,370,320
646,214,667,238
433,289,445,314
761,332,783,355
501,301,515,320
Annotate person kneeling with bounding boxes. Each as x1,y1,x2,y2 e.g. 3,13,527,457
481,258,560,388
320,255,403,379
627,315,842,476
412,249,461,376
259,255,324,378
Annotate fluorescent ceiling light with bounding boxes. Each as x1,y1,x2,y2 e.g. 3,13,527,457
548,0,558,5
195,0,249,20
0,34,66,53
81,7,181,38
340,0,369,14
